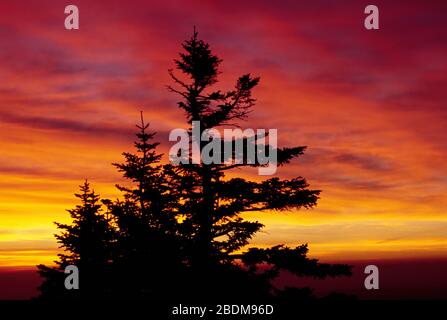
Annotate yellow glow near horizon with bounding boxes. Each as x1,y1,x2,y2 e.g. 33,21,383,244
1,1,447,268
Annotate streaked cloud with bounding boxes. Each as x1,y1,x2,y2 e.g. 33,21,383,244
0,0,446,266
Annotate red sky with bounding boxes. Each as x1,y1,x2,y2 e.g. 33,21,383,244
0,0,447,281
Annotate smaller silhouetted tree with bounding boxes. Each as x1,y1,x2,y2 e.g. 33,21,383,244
103,114,184,298
37,181,115,298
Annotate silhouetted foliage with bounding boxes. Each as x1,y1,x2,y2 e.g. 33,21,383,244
105,113,184,298
37,29,352,300
37,181,115,298
163,29,351,298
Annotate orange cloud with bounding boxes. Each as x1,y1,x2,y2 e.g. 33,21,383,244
1,0,446,268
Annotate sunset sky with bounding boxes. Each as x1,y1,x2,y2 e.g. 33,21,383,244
1,0,447,272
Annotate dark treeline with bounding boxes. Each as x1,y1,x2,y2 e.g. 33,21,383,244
37,30,352,300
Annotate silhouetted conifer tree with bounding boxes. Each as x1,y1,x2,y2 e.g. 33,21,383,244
104,113,184,298
38,29,352,301
165,29,352,298
37,181,115,298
